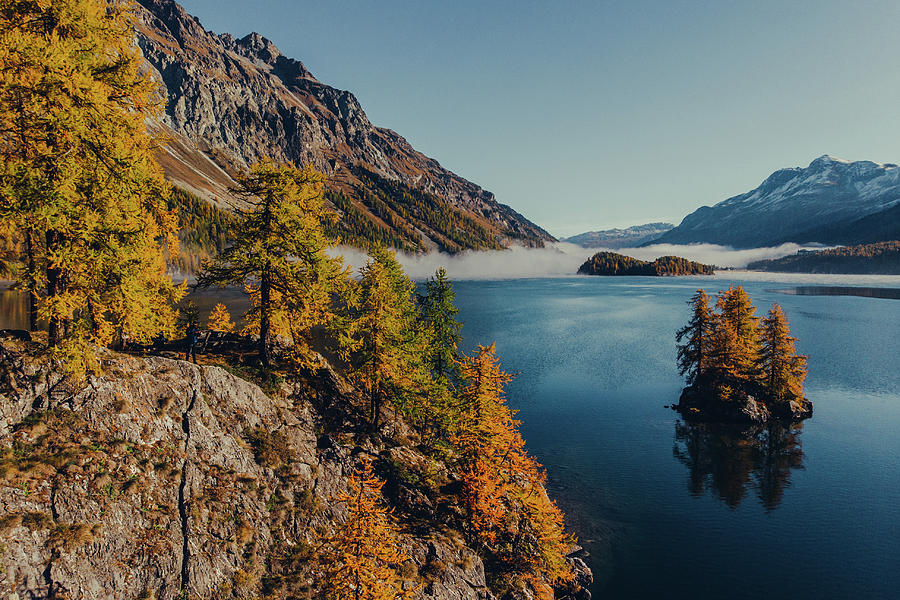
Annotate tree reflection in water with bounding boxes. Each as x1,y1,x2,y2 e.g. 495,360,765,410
673,420,805,511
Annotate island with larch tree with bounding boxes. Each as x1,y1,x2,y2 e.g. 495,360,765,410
674,286,813,424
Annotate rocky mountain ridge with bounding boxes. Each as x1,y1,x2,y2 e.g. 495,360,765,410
133,0,552,251
564,223,674,248
653,155,900,248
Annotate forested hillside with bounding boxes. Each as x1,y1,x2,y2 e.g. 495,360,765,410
747,241,900,274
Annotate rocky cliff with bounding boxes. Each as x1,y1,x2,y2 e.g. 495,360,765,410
133,0,552,252
0,338,591,599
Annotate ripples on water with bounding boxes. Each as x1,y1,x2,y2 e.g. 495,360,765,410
449,276,900,600
2,276,899,599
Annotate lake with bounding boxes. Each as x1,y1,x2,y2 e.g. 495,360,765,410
2,274,899,599
450,276,900,600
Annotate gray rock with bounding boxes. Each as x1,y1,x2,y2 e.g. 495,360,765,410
1,345,572,599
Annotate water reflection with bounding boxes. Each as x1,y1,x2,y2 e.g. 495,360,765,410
772,286,900,300
672,420,805,511
0,287,250,331
0,288,28,330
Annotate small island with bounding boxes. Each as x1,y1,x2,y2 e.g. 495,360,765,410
674,286,813,424
578,251,715,276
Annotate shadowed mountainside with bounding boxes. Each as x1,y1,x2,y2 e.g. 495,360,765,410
133,0,552,253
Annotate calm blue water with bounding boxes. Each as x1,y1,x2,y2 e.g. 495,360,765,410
451,276,900,600
3,275,899,598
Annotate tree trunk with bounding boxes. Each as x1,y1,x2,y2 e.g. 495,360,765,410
259,272,271,366
45,230,61,346
25,231,37,332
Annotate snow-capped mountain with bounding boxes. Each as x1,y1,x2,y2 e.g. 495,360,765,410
564,223,674,248
652,155,900,248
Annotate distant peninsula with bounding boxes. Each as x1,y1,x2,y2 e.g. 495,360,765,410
578,251,715,276
747,241,900,274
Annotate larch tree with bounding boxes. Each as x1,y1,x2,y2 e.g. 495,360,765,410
675,289,713,385
759,303,808,402
197,160,346,366
710,286,761,381
454,343,574,592
207,302,235,332
321,456,413,600
339,248,422,428
0,0,183,375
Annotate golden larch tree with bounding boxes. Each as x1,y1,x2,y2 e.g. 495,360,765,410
321,456,413,600
759,303,808,402
0,0,183,375
197,160,346,366
454,343,574,592
709,286,761,381
207,302,235,332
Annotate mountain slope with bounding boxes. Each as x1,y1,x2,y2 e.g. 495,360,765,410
133,0,552,253
564,223,673,248
653,156,900,248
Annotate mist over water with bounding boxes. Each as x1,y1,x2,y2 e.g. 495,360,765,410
332,242,820,280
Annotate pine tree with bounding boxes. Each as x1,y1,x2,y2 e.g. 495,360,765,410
207,302,235,333
759,304,807,402
676,289,713,385
197,160,346,366
321,456,412,600
0,0,183,375
417,267,463,383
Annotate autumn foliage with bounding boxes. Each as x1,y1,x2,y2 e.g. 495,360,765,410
0,0,184,375
207,303,235,333
321,456,413,600
677,286,808,405
454,344,574,593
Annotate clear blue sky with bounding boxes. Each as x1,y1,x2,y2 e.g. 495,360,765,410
177,0,900,237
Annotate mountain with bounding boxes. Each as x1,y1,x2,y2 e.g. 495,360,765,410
652,156,900,248
133,0,552,253
564,223,674,248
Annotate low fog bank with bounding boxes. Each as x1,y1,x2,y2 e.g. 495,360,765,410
331,243,594,280
713,270,900,287
330,242,806,280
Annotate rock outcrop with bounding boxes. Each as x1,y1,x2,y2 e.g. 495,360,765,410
676,379,813,425
0,339,591,599
132,0,552,251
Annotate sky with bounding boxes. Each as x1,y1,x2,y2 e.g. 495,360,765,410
176,0,900,238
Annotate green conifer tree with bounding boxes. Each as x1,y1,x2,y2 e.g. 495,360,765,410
676,289,713,385
417,267,463,383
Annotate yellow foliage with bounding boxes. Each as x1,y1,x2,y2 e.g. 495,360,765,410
0,0,183,375
454,343,574,590
207,303,235,333
321,456,415,600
